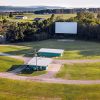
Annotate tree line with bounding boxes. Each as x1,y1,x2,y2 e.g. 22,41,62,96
0,12,100,42
34,8,100,14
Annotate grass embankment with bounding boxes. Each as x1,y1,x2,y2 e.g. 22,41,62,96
14,39,100,59
1,40,100,59
0,56,24,72
0,56,46,76
0,78,100,100
56,63,100,80
0,46,46,76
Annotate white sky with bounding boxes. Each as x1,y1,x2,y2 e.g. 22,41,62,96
0,0,100,8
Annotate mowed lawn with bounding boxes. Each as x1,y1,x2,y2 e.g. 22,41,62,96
0,45,29,55
1,39,100,59
56,63,100,80
0,56,23,72
0,78,100,100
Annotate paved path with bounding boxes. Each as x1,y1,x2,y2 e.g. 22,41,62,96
0,72,100,84
53,59,100,64
0,52,100,84
37,64,62,78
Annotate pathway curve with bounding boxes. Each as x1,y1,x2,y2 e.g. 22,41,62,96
0,72,100,84
0,52,100,84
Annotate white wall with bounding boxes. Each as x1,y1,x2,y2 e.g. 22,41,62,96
55,22,77,34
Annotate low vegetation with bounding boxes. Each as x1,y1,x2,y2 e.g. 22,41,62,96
0,56,23,72
56,63,100,80
1,12,100,42
0,78,100,100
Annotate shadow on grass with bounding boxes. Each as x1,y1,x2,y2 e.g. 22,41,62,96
80,49,100,57
5,49,36,57
4,40,100,58
4,47,100,59
7,65,43,75
7,65,22,72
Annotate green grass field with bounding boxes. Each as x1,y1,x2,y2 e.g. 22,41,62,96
1,39,100,59
0,45,29,57
0,13,100,100
56,63,100,80
0,13,76,22
2,13,76,22
0,78,100,100
0,56,23,72
0,45,29,53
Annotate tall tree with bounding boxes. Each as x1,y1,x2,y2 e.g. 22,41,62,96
97,13,100,19
9,12,13,18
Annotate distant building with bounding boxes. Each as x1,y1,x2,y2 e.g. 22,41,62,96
34,18,45,21
15,16,27,19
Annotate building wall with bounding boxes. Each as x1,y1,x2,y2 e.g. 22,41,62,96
38,52,61,57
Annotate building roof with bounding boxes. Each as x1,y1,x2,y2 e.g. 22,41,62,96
34,18,45,21
16,16,27,17
38,48,64,54
27,57,52,66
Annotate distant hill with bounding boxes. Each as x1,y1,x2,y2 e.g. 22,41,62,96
0,6,66,12
0,6,99,13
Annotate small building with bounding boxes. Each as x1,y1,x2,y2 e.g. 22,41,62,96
15,16,28,19
27,57,52,70
38,48,64,57
34,18,45,21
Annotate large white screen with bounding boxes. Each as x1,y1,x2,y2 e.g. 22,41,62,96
55,22,77,34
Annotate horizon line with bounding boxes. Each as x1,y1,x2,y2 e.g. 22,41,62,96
0,5,100,8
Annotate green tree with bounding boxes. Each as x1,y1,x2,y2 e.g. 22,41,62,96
97,13,100,19
77,12,95,19
9,12,13,18
2,19,8,24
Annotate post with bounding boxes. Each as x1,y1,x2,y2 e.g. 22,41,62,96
35,53,37,67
